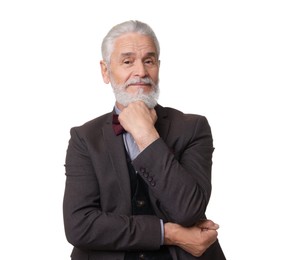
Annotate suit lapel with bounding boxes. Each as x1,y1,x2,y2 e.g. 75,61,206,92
155,105,170,141
150,105,172,221
102,114,131,213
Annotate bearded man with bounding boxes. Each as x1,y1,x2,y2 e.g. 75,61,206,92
63,20,226,260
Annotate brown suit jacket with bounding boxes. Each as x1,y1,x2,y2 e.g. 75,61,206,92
63,104,226,259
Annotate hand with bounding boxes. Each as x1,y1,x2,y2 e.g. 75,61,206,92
164,220,219,257
118,101,159,150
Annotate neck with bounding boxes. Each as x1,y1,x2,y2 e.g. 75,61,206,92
115,101,125,111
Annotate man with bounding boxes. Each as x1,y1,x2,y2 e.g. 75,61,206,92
63,20,226,259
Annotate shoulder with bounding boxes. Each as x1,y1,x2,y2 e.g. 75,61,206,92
156,104,208,125
70,112,112,138
156,104,212,141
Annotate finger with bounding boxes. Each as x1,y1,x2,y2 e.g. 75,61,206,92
198,220,219,230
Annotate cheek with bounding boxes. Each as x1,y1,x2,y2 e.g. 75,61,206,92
111,70,131,85
149,68,159,81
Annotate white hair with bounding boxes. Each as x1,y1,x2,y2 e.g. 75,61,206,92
101,20,160,64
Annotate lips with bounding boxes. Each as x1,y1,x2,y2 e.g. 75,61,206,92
127,83,152,91
129,82,151,86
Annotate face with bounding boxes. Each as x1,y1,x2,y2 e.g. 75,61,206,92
100,33,160,109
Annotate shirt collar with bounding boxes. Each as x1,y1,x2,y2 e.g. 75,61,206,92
114,105,121,115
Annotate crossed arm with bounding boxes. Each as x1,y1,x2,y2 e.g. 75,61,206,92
64,101,219,257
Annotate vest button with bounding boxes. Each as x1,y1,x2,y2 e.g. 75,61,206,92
136,200,145,207
139,253,145,259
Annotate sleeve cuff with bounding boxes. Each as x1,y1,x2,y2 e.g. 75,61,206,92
160,219,164,245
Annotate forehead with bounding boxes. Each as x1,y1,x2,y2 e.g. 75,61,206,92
112,33,157,56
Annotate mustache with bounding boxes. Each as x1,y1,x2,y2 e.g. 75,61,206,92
125,77,155,88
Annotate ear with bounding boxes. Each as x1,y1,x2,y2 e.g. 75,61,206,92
100,60,110,84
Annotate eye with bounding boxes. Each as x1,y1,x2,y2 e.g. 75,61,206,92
144,58,156,66
123,59,133,65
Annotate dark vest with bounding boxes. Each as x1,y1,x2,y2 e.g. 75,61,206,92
124,152,173,260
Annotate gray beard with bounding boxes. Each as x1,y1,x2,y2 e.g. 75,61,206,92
110,77,160,109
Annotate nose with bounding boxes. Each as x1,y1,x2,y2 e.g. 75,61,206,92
133,60,147,77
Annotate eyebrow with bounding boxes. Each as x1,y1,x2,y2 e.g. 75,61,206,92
120,52,157,58
145,52,158,58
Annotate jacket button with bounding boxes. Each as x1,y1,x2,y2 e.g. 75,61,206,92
139,253,145,259
136,200,145,207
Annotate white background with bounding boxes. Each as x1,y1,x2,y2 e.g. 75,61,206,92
0,0,281,259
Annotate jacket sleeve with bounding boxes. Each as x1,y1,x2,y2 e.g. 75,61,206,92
132,115,214,227
63,127,161,251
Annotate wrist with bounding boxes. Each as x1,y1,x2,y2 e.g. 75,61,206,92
134,130,159,151
164,222,180,246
